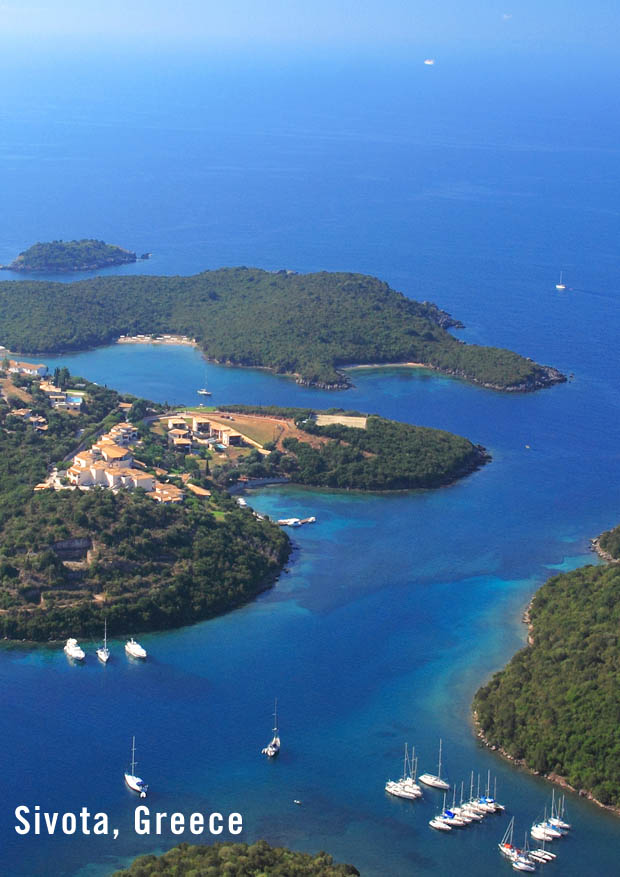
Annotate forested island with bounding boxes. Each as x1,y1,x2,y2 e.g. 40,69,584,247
473,533,620,810
211,406,489,490
0,372,289,642
0,267,565,390
112,841,359,876
1,239,138,273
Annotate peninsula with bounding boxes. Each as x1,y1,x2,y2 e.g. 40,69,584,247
0,367,289,642
0,267,565,391
0,367,488,641
473,527,620,811
198,405,490,490
1,239,138,273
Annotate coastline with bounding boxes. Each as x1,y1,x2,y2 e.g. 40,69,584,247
590,536,619,564
473,710,620,818
474,541,620,819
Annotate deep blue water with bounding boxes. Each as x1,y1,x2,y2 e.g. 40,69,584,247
1,46,620,876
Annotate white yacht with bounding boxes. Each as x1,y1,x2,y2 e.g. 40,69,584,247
418,738,450,790
512,834,536,872
124,736,148,798
125,638,147,659
385,743,423,800
96,620,110,664
555,271,566,290
262,699,280,757
64,638,85,661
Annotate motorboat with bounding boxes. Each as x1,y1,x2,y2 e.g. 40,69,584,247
125,638,147,659
64,638,85,661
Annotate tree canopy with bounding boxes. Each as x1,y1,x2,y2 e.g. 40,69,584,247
0,267,565,389
112,841,359,877
2,239,136,272
473,559,620,807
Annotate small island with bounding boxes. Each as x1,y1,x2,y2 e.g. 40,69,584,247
1,239,138,273
473,527,620,810
0,267,565,391
112,841,359,876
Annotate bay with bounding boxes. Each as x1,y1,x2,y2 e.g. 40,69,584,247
0,45,619,876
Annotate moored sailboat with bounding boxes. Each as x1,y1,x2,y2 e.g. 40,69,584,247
96,619,110,664
418,738,450,790
124,736,148,798
261,698,280,757
385,743,423,799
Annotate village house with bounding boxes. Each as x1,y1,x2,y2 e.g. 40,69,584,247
152,481,184,503
191,415,211,435
7,360,48,377
167,417,188,431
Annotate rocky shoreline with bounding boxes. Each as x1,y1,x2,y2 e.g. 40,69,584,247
473,710,620,818
590,536,619,564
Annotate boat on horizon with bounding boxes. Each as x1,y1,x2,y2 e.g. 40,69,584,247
124,736,148,798
197,388,212,395
418,738,450,790
64,638,85,661
262,698,280,758
555,270,566,290
96,619,110,664
125,637,147,659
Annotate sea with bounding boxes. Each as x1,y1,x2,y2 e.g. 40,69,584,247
0,43,619,876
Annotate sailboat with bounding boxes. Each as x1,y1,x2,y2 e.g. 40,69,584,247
124,736,148,798
429,792,452,831
197,387,212,395
512,833,536,872
555,271,566,290
385,743,423,799
498,815,516,860
261,699,280,757
96,619,110,664
418,738,450,790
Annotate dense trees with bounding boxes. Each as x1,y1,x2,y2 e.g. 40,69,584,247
112,841,359,876
0,489,289,641
0,267,564,389
3,239,136,272
0,374,289,641
473,560,620,807
598,524,620,560
227,410,489,490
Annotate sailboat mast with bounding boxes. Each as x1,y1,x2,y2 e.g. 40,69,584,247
273,698,278,733
104,618,107,649
438,738,442,780
130,736,137,774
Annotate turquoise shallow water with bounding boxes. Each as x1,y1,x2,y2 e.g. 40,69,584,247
1,46,620,876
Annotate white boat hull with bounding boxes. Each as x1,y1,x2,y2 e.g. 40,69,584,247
96,647,110,663
125,640,147,659
418,773,450,790
124,772,148,797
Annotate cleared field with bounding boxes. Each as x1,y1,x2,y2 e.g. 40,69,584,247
315,414,367,429
210,413,286,447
